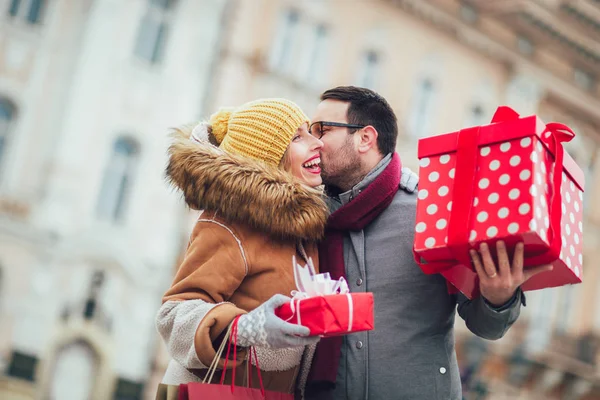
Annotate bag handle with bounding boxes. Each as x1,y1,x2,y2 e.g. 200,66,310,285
180,323,234,398
246,343,265,395
219,315,266,395
221,317,236,389
201,321,234,384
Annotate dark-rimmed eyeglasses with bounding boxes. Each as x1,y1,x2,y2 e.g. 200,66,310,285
309,121,365,139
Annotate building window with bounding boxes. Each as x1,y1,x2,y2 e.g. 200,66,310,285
269,9,300,73
408,77,437,138
7,351,38,381
554,285,576,335
563,128,596,211
574,68,595,92
114,377,145,400
84,271,105,319
297,23,328,85
460,4,478,23
134,0,177,64
96,136,140,222
571,146,597,213
7,0,46,24
585,149,597,210
525,290,556,353
356,50,379,90
465,104,486,127
466,81,495,128
517,35,534,56
8,0,19,16
0,98,16,174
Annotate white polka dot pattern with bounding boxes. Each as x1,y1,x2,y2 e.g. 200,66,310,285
414,134,584,286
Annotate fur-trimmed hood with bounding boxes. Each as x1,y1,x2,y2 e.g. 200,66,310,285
166,128,328,242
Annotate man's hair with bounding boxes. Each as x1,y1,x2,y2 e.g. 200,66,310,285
320,86,398,155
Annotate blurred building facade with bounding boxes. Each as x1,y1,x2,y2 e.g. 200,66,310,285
0,0,228,398
1,0,599,399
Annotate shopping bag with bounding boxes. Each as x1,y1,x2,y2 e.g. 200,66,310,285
178,316,293,400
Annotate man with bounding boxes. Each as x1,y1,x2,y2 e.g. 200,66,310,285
304,86,553,400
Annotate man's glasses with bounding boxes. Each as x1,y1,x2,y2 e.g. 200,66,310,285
309,121,366,139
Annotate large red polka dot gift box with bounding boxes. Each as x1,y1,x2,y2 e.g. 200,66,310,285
413,106,585,299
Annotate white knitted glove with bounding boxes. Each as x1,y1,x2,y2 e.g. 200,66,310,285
235,294,319,349
400,167,419,193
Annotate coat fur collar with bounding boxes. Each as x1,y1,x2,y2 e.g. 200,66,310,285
166,128,328,242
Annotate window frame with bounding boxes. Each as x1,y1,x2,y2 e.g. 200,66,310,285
408,76,438,139
7,350,38,381
0,97,17,180
96,136,140,224
133,0,178,64
7,0,46,24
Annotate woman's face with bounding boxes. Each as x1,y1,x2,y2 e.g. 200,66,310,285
287,123,324,188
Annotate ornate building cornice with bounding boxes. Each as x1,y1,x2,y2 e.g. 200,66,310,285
389,0,600,127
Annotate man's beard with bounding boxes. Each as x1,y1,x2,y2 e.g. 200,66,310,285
321,138,363,193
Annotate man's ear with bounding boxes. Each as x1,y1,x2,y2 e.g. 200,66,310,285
357,125,378,154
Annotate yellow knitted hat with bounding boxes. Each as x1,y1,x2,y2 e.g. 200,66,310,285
209,98,310,166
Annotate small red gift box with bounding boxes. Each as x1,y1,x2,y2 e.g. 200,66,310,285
275,293,374,337
413,106,585,298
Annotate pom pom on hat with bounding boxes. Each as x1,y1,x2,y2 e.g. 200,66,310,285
209,107,235,145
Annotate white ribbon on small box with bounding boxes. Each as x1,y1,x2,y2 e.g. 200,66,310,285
286,256,354,333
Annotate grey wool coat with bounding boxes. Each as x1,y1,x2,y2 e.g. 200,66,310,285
308,155,522,400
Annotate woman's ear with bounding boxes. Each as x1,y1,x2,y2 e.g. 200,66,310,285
357,126,379,154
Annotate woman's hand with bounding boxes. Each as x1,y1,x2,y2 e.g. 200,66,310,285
236,294,320,348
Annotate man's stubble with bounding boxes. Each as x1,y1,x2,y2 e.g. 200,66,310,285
321,136,366,193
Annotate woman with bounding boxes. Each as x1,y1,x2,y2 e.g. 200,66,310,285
156,98,328,399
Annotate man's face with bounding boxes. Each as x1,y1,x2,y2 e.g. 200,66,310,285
311,99,361,188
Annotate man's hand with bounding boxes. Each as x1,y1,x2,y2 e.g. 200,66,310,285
470,241,553,307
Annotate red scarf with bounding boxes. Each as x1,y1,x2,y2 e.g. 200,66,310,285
307,153,401,391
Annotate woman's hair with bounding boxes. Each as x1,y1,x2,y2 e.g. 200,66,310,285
278,147,292,173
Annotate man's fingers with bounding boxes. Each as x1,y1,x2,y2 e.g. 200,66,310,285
523,264,553,282
496,241,511,277
511,242,525,277
470,249,488,282
479,243,498,278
